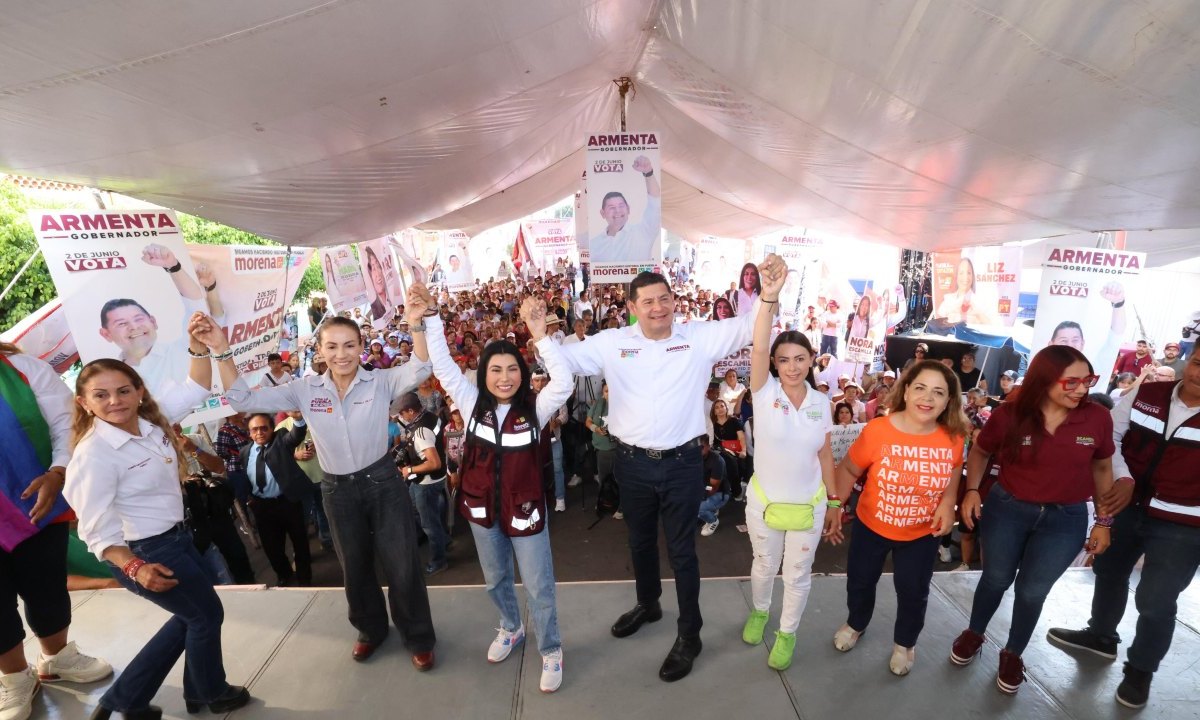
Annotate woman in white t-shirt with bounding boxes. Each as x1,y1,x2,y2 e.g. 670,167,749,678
740,254,838,672
718,368,746,414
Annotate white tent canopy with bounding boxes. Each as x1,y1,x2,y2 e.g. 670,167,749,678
3,1,1200,264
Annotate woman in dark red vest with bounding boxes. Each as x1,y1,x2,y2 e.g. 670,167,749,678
416,285,573,694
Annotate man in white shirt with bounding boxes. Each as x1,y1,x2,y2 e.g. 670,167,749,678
820,301,841,357
588,156,661,265
554,266,763,683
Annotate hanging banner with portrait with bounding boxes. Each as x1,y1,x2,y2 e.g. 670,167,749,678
319,245,369,312
439,230,475,292
523,218,577,272
929,246,1022,332
356,236,403,321
1031,245,1146,375
584,131,662,283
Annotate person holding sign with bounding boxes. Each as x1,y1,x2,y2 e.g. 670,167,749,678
588,156,661,265
739,254,838,671
828,361,968,677
949,345,1114,696
216,308,438,671
419,284,573,693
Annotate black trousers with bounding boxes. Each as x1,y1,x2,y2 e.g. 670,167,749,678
248,496,312,586
1,522,70,651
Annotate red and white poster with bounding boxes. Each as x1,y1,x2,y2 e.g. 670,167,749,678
439,230,475,292
930,246,1022,330
523,218,577,271
1031,245,1146,375
584,131,662,282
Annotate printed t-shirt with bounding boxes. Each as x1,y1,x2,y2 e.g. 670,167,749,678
974,400,1114,504
847,416,964,542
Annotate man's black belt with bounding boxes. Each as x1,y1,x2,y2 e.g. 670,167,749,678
613,435,704,460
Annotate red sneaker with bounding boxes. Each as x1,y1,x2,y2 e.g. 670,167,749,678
949,629,985,666
996,649,1025,694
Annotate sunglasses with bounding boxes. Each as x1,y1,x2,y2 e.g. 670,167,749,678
1056,375,1100,391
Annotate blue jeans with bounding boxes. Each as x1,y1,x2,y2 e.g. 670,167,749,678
1088,506,1200,673
845,520,940,647
968,483,1088,655
322,456,436,652
102,525,229,712
409,480,449,567
697,491,728,524
469,521,561,655
551,439,565,500
301,482,332,547
201,545,233,586
615,443,705,637
820,335,838,357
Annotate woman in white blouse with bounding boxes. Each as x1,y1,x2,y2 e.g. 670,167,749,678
64,313,250,719
740,256,839,672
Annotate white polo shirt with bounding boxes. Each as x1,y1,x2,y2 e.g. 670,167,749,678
555,304,757,449
750,376,832,504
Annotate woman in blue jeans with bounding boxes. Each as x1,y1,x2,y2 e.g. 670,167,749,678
63,313,250,719
950,344,1116,695
418,285,573,693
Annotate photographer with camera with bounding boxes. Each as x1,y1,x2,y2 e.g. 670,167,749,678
393,393,450,576
175,425,256,585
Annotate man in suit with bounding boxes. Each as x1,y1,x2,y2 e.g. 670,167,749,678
241,413,313,586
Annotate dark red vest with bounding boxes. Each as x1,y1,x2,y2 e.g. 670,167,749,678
458,404,547,537
1122,381,1200,527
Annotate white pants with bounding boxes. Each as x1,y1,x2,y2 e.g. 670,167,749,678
746,498,826,634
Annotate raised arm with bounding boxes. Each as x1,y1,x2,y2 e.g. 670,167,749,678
523,297,574,427
422,304,480,419
749,254,786,392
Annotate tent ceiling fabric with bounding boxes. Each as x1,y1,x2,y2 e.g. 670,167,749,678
2,1,1200,260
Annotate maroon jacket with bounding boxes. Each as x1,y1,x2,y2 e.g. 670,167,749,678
1122,381,1200,527
458,404,547,537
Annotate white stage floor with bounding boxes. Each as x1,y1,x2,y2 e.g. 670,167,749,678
24,570,1199,719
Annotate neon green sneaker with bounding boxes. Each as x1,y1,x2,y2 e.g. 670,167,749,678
768,631,796,671
742,610,770,645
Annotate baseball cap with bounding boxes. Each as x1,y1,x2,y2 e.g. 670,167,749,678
882,370,896,379
816,379,830,388
838,373,851,381
1165,341,1181,350
387,332,400,339
1002,370,1017,380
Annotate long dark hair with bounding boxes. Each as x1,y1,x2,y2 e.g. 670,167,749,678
738,263,761,295
768,330,818,387
999,345,1093,465
471,340,535,426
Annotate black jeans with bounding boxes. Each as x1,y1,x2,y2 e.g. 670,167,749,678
845,520,940,648
614,443,705,637
0,522,70,652
323,456,436,652
248,496,312,586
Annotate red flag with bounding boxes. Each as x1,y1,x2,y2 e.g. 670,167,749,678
512,224,532,271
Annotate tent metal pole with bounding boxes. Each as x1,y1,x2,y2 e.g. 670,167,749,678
0,248,42,305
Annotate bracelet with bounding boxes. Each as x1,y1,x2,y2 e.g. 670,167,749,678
1093,514,1114,528
204,281,218,292
122,557,146,582
826,500,843,509
642,170,654,178
964,488,981,495
761,298,779,305
164,261,182,274
1112,300,1125,308
409,320,427,332
187,347,211,359
827,494,841,501
212,349,234,361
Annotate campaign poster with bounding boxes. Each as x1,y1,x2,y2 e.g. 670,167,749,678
930,246,1022,330
390,229,433,288
319,245,369,312
584,131,662,282
694,236,732,296
773,232,824,329
1031,245,1146,375
574,179,589,264
30,210,214,400
357,237,403,321
0,299,77,373
524,218,576,271
440,230,475,292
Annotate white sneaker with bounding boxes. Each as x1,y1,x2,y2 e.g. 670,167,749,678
567,475,582,487
0,667,39,720
554,499,566,512
36,642,113,683
487,626,525,663
540,649,563,693
938,546,952,563
613,511,624,520
700,520,719,536
952,563,971,572
833,625,862,652
889,644,916,676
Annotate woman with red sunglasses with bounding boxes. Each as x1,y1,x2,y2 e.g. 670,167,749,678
948,345,1116,695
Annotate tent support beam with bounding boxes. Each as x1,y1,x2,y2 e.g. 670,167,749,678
614,77,633,131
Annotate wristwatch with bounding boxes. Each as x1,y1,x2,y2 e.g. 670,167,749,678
409,320,426,333
164,261,182,274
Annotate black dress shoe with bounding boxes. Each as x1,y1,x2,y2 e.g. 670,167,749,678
90,706,163,719
185,686,250,714
659,635,702,682
610,602,663,638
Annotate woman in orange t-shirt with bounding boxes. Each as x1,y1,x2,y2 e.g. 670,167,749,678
827,361,969,677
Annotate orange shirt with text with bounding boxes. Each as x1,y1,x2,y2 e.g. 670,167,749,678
847,417,964,542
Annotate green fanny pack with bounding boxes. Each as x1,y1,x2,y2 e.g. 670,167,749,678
751,475,826,532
